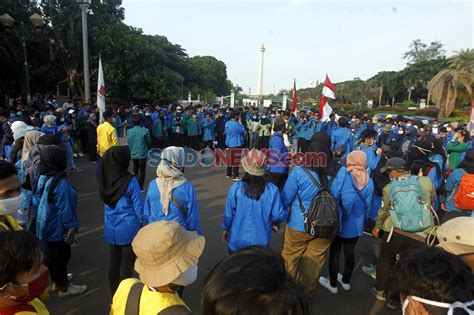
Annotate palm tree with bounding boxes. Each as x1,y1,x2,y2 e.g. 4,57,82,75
428,49,474,118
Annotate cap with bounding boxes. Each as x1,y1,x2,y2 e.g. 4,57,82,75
437,217,474,256
380,157,406,173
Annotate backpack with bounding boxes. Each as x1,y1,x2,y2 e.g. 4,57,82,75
389,175,433,232
297,167,339,238
454,170,474,210
333,129,350,158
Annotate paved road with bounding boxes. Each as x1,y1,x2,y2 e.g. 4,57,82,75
44,157,395,315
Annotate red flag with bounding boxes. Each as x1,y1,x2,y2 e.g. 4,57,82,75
291,79,297,113
319,94,326,118
324,74,336,93
319,74,336,121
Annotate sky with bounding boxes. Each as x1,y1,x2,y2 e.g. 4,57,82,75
123,0,473,94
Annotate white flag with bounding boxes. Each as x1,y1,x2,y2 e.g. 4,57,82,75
97,56,106,123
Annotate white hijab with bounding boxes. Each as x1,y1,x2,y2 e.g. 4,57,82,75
156,146,186,216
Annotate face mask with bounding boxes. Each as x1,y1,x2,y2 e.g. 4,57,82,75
172,263,198,286
0,193,23,215
252,115,257,119
406,123,412,127
145,113,151,116
271,114,276,118
218,113,223,117
60,118,65,122
402,296,474,315
262,115,267,119
284,119,289,123
8,268,49,303
447,127,452,132
398,130,404,135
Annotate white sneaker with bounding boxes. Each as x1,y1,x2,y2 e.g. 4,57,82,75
319,276,338,294
73,153,78,158
58,284,87,298
78,153,85,157
337,273,351,291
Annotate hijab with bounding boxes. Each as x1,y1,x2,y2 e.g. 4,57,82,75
98,146,134,209
309,133,340,186
39,145,68,203
21,130,44,162
156,146,187,216
458,148,474,174
407,140,438,176
431,138,448,169
346,150,369,189
43,115,57,127
88,113,98,128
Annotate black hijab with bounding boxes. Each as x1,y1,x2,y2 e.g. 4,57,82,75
98,146,133,209
39,145,68,203
309,132,340,186
431,138,447,169
459,148,474,174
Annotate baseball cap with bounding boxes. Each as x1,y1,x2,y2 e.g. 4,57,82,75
437,217,474,256
380,157,406,173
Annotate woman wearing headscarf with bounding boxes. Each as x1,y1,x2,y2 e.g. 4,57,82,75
9,121,33,163
280,133,340,294
221,150,287,254
319,150,374,294
388,125,406,154
85,113,98,162
36,145,87,297
443,148,474,222
144,146,202,235
258,113,272,149
98,146,144,297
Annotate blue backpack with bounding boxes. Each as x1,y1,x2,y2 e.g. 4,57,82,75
389,175,433,232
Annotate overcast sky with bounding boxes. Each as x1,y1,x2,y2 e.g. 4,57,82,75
123,0,473,94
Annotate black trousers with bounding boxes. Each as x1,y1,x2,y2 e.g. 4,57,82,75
47,241,71,290
204,140,214,150
328,236,359,287
226,147,242,177
109,244,136,297
132,158,147,189
189,135,201,151
376,232,424,292
258,136,270,149
216,132,226,149
266,172,288,192
172,133,184,147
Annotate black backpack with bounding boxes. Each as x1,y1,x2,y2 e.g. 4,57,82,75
297,167,339,238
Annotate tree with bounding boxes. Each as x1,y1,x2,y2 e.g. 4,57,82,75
187,56,230,99
428,50,474,118
403,39,446,64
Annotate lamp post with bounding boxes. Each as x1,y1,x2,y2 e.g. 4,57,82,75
77,0,91,104
0,8,43,102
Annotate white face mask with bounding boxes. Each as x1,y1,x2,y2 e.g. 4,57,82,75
0,193,23,216
402,296,474,315
406,123,412,127
172,262,198,286
447,127,452,132
398,130,404,135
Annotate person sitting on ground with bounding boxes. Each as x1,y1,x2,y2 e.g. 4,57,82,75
221,150,287,254
437,217,474,273
395,246,474,315
0,231,50,315
201,246,310,315
111,221,205,315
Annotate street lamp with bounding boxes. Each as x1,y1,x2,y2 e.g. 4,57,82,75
0,5,43,102
77,0,91,104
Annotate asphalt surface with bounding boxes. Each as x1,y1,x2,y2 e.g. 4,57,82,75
44,157,396,315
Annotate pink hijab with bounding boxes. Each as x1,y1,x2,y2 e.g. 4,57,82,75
346,150,369,189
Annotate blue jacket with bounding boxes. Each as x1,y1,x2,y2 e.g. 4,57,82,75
144,180,202,235
202,119,215,141
331,167,374,238
36,176,78,242
296,119,315,141
222,181,287,252
104,178,144,245
268,132,289,174
358,144,381,175
323,121,337,137
331,127,353,158
281,167,338,233
445,168,467,213
225,120,245,148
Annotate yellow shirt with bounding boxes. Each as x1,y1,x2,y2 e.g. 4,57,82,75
97,121,119,157
110,278,189,315
1,298,50,315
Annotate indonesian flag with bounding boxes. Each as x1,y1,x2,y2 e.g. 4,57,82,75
97,56,106,123
319,74,336,121
468,100,474,132
291,79,297,113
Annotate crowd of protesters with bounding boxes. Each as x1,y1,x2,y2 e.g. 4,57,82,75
0,96,473,315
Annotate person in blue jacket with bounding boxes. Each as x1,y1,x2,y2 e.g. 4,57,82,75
225,111,246,181
319,150,374,294
266,122,289,191
295,111,315,153
323,113,337,137
331,117,353,159
356,129,382,175
144,146,202,235
202,112,215,150
98,146,144,297
222,150,287,254
36,145,87,298
280,132,341,293
443,148,474,222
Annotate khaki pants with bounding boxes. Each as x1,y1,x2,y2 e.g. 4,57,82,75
282,226,331,293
